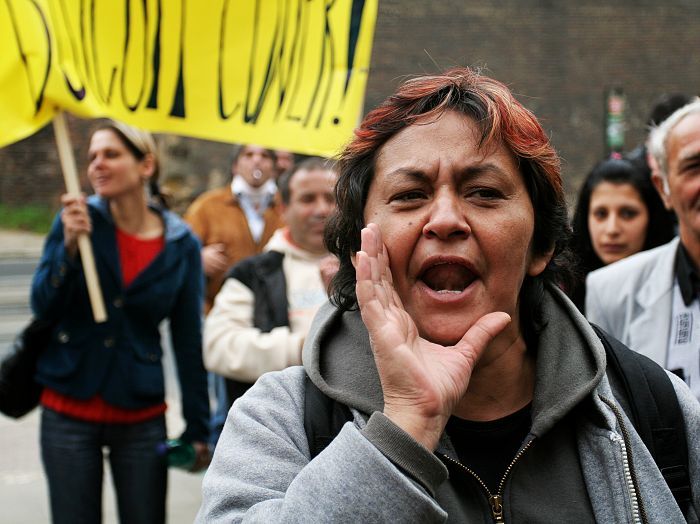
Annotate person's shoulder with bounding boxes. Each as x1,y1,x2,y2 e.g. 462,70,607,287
588,238,678,286
162,210,201,248
227,250,284,281
237,366,307,415
185,187,233,215
86,195,110,222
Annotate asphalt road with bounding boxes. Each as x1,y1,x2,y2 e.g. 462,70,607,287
0,257,206,524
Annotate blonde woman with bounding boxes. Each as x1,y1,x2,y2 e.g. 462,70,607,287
31,121,209,523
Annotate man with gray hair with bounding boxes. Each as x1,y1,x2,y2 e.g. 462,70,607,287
587,98,700,400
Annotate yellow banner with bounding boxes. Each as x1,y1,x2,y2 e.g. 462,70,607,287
0,0,377,157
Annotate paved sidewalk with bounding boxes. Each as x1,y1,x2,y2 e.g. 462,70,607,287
0,229,45,259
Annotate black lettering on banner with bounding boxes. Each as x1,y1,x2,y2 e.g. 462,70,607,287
283,0,311,124
169,0,185,117
334,0,365,125
276,0,318,124
243,0,282,124
298,0,335,128
88,0,116,104
120,0,151,111
51,0,86,100
5,0,52,115
310,0,337,128
217,0,241,120
217,0,365,128
272,0,293,120
146,0,162,109
344,0,363,94
79,0,93,87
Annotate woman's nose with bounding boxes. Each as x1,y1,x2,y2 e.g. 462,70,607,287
604,214,621,234
90,154,104,169
422,193,470,240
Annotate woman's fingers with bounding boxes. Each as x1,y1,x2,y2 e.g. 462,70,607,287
356,251,390,328
356,251,390,312
368,223,382,255
61,193,91,255
458,312,511,366
361,227,377,258
359,225,394,308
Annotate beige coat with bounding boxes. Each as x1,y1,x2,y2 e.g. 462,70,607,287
184,187,284,312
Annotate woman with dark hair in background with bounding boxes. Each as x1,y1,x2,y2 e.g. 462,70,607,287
31,121,210,523
569,157,675,311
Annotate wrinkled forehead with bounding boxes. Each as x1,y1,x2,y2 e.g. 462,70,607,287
372,112,516,182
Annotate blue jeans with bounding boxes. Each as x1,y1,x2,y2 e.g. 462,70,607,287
208,372,228,448
40,408,168,524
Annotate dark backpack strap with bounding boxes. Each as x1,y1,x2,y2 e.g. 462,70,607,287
303,374,353,458
592,324,692,517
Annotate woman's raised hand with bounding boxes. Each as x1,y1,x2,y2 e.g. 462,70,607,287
60,193,91,258
355,224,511,451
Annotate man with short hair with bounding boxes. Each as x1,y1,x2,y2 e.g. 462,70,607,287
203,157,338,408
184,144,284,312
587,99,700,400
274,149,296,177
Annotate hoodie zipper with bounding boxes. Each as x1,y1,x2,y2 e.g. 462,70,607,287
441,438,535,523
599,396,647,524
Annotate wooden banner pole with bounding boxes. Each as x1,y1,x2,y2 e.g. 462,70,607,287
52,112,107,323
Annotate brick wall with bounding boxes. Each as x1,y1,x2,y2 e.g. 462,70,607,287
2,0,699,212
365,1,700,203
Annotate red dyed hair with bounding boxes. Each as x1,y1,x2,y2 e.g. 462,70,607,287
346,68,561,195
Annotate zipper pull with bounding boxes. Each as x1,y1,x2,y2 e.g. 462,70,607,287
489,494,504,522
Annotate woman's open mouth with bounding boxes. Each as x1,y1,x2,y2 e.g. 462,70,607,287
419,262,476,295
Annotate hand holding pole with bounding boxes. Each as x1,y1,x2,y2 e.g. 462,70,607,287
53,111,107,323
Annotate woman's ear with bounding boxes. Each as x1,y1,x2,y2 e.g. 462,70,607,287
140,153,156,179
527,246,554,277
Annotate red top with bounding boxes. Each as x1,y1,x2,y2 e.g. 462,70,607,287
116,228,165,287
41,228,167,423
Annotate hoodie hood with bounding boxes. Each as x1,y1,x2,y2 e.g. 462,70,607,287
87,194,190,242
303,283,607,436
263,228,328,263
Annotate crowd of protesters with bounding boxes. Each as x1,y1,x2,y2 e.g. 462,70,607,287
26,68,700,522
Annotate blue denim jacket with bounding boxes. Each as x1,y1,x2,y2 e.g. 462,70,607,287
31,196,209,442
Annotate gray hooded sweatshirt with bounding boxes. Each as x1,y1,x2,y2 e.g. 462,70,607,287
197,285,700,523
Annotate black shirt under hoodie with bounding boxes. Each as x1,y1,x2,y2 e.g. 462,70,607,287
445,403,532,493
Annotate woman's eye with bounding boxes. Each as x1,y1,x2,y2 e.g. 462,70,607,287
468,188,503,200
591,208,608,220
619,208,640,220
393,191,426,202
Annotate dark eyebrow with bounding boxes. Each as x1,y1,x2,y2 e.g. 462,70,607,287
678,152,700,169
460,163,513,179
383,162,511,182
382,168,431,182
